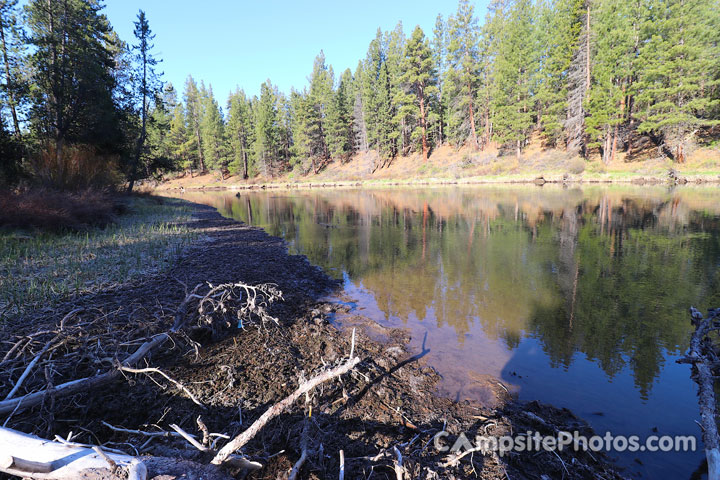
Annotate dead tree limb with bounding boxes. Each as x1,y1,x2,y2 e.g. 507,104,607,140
678,307,720,480
119,366,205,408
212,356,361,465
0,334,169,416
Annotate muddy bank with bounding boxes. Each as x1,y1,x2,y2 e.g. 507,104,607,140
0,202,627,479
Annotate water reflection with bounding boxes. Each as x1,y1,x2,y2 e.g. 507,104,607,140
181,185,720,478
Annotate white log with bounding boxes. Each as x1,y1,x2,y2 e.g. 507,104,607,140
0,426,147,480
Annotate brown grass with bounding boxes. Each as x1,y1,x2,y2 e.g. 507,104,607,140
0,188,126,232
29,143,123,191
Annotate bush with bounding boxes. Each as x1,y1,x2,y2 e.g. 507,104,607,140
29,143,123,190
0,188,124,231
568,158,586,174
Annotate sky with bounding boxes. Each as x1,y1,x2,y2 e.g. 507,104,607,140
100,0,489,105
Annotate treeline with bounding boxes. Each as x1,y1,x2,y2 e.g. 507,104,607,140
2,0,719,187
167,0,720,179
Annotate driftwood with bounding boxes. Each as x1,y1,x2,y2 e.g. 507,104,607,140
0,426,146,480
678,307,720,480
212,356,361,465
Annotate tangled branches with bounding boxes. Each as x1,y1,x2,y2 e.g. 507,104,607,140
173,281,283,333
0,280,284,419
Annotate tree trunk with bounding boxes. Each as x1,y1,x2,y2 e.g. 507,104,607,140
419,85,428,161
676,143,685,164
242,150,248,179
467,80,478,151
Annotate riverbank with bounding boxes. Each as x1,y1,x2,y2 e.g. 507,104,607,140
0,199,626,479
155,144,720,192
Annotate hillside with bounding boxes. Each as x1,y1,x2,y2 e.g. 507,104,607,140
157,142,720,190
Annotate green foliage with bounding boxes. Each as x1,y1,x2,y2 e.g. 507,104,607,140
199,84,228,173
445,0,480,147
491,0,538,157
26,0,122,152
326,68,355,160
254,80,282,177
227,89,255,178
584,0,637,161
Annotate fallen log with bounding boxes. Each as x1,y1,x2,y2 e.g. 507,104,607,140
0,426,147,480
678,307,720,480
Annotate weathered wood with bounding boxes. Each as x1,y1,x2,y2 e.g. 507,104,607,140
0,426,147,480
679,307,720,480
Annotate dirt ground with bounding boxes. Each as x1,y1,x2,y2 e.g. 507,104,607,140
0,203,628,480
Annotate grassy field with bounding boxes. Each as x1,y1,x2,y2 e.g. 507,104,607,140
0,196,196,322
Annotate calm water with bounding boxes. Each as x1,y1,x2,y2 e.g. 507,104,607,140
181,185,720,479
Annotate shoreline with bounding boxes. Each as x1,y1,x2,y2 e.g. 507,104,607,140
154,172,720,193
0,200,627,479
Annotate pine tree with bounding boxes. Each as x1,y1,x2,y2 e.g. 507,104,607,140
634,0,720,162
227,88,254,178
199,84,228,175
0,0,24,138
565,0,592,154
446,0,481,149
432,14,448,145
305,51,334,172
398,26,439,160
385,22,406,156
127,9,162,192
361,28,393,162
535,0,584,147
145,83,175,171
183,76,205,173
326,68,355,160
167,96,193,172
492,0,538,158
352,61,369,153
477,1,505,149
254,80,281,177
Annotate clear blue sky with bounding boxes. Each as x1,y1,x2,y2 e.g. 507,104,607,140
101,0,488,105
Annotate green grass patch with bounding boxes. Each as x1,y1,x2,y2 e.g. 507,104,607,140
0,197,196,322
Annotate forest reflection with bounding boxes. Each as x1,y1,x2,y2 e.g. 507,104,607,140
187,186,720,398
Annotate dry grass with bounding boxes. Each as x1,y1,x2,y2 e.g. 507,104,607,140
29,143,123,190
0,188,123,232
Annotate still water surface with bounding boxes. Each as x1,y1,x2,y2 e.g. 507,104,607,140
182,185,720,479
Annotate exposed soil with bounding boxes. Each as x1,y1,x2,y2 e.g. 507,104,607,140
0,202,628,480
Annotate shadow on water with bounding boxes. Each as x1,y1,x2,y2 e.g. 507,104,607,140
176,184,720,479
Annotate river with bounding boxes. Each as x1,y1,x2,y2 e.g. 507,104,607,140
178,184,720,479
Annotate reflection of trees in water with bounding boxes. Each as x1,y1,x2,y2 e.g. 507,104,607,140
198,187,720,395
